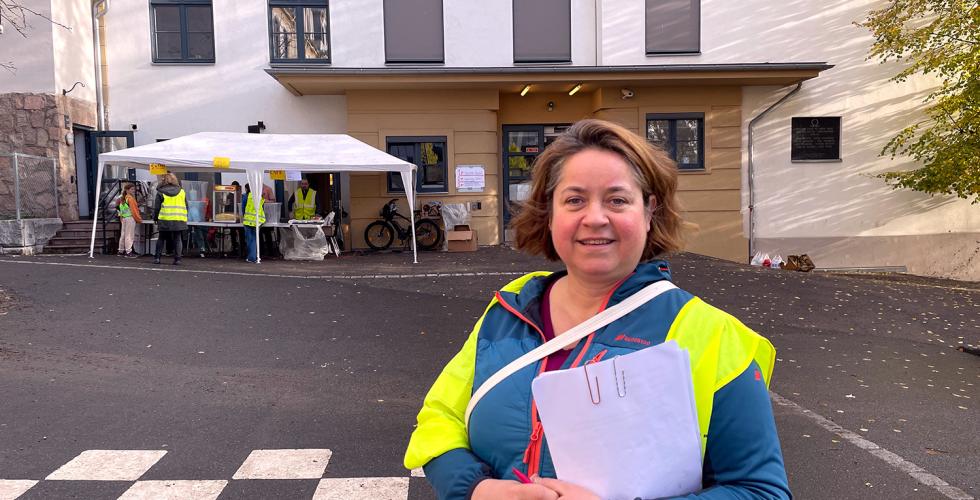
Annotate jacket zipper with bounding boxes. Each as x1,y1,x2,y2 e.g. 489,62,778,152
495,273,630,478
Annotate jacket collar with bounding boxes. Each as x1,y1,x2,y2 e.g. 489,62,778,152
497,260,673,321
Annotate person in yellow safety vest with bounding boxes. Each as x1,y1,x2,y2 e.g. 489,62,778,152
288,178,318,220
152,173,188,265
242,183,266,263
404,120,790,500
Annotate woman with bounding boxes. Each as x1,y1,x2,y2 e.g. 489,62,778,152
115,183,142,258
152,173,188,265
405,120,790,500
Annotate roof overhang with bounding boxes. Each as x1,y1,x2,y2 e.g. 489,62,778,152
266,63,833,96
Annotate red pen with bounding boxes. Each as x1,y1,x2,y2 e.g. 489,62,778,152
511,467,533,484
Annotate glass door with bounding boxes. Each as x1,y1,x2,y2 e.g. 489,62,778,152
501,124,568,240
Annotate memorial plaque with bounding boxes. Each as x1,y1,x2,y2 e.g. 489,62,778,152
791,117,841,161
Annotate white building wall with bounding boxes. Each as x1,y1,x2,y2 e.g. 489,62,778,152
104,0,345,146
737,0,979,278
51,0,96,103
0,0,55,94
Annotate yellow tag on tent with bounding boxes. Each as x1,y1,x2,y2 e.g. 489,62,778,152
149,163,167,175
212,157,231,169
270,170,286,181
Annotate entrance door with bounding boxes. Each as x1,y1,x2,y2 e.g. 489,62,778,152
501,124,568,241
87,131,134,216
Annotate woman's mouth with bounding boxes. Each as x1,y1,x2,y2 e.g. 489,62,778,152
578,239,614,246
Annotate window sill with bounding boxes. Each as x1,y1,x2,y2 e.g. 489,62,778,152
677,168,707,174
645,51,702,57
791,159,843,163
151,60,216,65
270,60,332,66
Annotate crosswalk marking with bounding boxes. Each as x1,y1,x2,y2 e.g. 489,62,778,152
0,480,37,500
118,480,228,500
312,477,410,500
45,450,168,481
231,449,333,480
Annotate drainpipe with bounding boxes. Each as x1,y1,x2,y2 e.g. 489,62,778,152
91,0,108,130
747,82,802,262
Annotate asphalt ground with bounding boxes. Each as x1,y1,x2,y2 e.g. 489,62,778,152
0,248,977,499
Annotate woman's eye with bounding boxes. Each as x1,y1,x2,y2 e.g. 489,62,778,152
566,197,584,206
609,198,628,206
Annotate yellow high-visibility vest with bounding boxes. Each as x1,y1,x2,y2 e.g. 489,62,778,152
158,190,187,222
294,188,316,220
243,195,265,227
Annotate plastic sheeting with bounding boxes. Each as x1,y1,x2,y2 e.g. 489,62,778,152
440,203,471,251
279,225,332,261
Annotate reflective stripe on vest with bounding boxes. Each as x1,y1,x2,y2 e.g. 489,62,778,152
666,297,776,458
158,190,187,221
118,196,132,218
294,188,316,220
243,195,266,227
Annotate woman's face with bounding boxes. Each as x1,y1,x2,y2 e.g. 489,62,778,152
550,148,654,285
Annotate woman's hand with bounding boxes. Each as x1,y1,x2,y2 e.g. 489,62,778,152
472,478,559,500
531,475,600,500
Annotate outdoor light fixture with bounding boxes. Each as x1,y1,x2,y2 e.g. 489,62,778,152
568,83,583,96
520,85,531,96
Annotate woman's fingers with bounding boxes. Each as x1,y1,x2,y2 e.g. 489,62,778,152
531,476,599,500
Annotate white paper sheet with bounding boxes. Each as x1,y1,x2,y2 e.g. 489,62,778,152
530,341,702,500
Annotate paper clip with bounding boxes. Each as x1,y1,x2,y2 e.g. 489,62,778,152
613,357,627,398
584,363,601,404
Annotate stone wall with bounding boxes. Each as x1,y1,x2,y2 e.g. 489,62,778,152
0,92,97,222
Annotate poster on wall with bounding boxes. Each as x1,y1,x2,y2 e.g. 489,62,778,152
456,165,485,193
791,117,842,162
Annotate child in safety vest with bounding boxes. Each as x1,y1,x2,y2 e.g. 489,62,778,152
116,183,143,257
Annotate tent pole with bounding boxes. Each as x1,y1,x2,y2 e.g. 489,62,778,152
88,161,105,258
253,171,262,264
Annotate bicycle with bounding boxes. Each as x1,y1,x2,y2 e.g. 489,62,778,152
364,199,443,251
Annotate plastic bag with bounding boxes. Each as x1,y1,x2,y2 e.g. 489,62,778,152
279,225,330,260
751,251,769,267
770,254,784,269
441,203,471,251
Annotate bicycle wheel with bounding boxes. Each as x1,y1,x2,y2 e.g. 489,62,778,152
414,219,443,251
364,221,395,250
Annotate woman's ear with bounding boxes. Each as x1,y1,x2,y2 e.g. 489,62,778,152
647,195,657,226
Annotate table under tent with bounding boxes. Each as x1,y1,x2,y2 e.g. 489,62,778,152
88,132,420,263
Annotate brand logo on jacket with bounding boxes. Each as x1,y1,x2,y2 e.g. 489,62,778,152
614,333,651,346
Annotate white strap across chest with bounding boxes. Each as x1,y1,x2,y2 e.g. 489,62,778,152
464,280,678,428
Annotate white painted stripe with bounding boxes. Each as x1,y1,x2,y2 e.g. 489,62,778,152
771,392,974,500
232,449,332,480
312,477,409,500
0,480,38,500
45,450,167,481
410,467,425,478
0,259,530,281
118,480,227,500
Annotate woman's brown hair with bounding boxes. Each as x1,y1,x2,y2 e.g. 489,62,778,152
510,119,691,261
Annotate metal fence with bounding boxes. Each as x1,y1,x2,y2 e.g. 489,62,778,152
0,152,59,220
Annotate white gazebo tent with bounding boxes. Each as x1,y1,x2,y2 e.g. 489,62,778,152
89,132,419,263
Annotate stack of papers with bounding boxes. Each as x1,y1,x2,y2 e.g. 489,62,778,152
531,341,702,500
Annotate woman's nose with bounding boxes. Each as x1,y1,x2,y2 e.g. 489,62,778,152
582,201,609,226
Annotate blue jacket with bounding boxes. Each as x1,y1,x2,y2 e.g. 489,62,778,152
406,261,791,500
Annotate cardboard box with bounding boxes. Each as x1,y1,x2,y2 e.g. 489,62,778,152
446,224,477,252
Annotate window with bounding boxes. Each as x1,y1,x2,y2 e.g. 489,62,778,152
513,0,570,63
384,0,444,63
645,0,700,54
646,113,705,170
386,137,448,194
269,1,330,63
150,0,214,63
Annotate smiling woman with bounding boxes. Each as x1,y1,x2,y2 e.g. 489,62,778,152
405,120,791,500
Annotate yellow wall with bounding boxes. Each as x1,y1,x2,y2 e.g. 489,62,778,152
346,90,502,249
346,86,745,262
591,86,745,261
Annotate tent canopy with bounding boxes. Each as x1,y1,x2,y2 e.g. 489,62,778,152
97,132,416,174
91,132,419,262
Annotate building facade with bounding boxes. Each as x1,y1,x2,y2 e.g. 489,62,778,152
2,0,977,279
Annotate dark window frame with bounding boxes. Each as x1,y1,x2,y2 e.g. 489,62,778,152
645,0,701,55
268,0,332,64
646,113,706,171
512,0,572,63
149,0,215,64
383,0,445,63
386,136,449,194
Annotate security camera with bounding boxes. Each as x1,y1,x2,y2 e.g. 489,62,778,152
621,88,635,99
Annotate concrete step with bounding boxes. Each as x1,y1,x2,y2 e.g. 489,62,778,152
55,229,120,239
43,243,101,254
47,237,109,247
